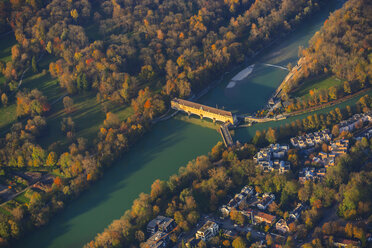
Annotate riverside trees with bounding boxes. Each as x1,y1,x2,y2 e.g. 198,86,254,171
282,0,372,99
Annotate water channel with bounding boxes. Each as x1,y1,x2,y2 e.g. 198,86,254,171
16,1,349,247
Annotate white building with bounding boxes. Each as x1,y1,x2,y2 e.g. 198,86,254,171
196,221,219,241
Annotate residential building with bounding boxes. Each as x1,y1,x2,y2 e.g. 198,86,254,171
195,221,219,241
221,229,238,240
275,219,291,233
355,127,372,140
220,185,254,216
333,238,361,248
275,203,305,233
339,112,372,133
254,211,276,225
279,161,290,174
257,193,275,210
289,203,306,220
299,167,324,183
290,129,331,149
147,216,176,235
329,139,349,156
186,237,201,248
144,231,170,248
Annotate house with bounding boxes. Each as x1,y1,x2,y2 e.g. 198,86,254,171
279,161,290,174
186,237,201,248
254,211,276,225
275,219,290,233
222,229,238,240
333,238,360,248
147,216,176,235
305,137,314,147
220,186,254,216
329,139,349,156
195,221,219,241
318,152,328,160
324,158,335,168
289,203,305,220
339,112,372,133
257,193,275,210
298,138,307,149
144,231,170,248
290,137,298,147
240,209,254,219
355,128,372,140
316,168,326,176
290,129,331,149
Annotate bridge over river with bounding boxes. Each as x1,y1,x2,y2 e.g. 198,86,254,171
171,98,236,146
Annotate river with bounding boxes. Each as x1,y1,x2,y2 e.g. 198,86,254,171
15,1,346,247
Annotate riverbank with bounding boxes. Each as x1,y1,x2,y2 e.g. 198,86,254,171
288,87,372,116
235,89,372,142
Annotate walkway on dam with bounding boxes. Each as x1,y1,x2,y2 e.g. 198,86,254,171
171,98,237,125
171,98,235,147
219,123,234,147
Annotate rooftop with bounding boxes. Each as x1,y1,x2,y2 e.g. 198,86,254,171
172,98,233,117
198,220,217,233
255,211,276,222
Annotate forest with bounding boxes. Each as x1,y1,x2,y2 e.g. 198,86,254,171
280,0,371,107
0,0,332,245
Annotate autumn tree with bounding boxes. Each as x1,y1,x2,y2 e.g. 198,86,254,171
343,81,352,94
265,128,277,144
1,93,8,106
232,236,246,248
46,152,57,167
63,96,74,113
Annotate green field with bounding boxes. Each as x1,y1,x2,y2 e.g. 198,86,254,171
291,76,342,98
39,92,134,148
0,32,16,63
0,206,11,216
14,192,29,205
0,104,17,133
0,34,133,149
18,66,134,148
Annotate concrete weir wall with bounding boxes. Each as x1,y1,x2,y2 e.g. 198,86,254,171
171,98,235,147
171,98,236,125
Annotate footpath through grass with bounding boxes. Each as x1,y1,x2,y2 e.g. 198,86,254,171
291,76,342,98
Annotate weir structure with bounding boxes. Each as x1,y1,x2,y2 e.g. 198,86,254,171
171,98,236,147
171,98,237,125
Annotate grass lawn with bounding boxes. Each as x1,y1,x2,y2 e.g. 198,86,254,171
22,72,62,103
291,76,342,98
14,192,29,205
0,206,11,216
0,33,133,150
0,55,60,134
0,33,16,86
0,104,17,133
0,58,133,149
0,32,16,63
39,91,134,148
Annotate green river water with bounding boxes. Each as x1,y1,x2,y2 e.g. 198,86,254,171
15,1,352,247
